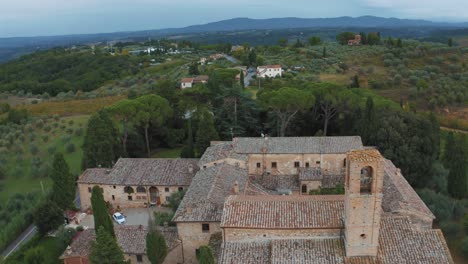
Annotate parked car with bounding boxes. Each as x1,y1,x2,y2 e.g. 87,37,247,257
112,212,126,224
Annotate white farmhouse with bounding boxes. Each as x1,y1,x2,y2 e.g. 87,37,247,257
180,78,194,89
257,65,282,78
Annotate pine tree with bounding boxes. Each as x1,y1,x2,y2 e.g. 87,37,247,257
197,246,215,264
322,46,327,58
90,227,128,264
397,38,403,48
180,119,195,158
146,222,168,264
50,153,75,210
447,135,467,199
82,110,120,169
91,186,115,238
195,110,219,157
443,133,455,168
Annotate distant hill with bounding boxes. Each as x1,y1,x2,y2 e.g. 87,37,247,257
165,16,468,33
0,16,467,62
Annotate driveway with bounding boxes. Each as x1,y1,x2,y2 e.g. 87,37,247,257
245,67,256,87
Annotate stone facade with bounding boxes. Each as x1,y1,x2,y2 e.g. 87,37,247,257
78,183,186,210
247,153,347,176
177,222,221,263
223,228,340,241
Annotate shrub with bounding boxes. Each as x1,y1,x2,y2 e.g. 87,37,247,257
462,237,468,258
66,143,76,153
30,144,39,155
47,145,57,155
75,128,84,136
66,128,74,134
154,211,175,226
42,135,49,143
76,225,84,232
439,221,461,238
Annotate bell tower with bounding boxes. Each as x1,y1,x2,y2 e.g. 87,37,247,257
344,149,383,257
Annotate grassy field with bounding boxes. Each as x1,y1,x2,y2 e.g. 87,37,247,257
0,115,89,205
17,96,125,116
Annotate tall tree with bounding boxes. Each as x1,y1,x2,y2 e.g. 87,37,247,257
239,70,245,89
197,246,215,264
308,36,321,46
278,38,288,47
33,200,63,235
180,119,195,158
195,109,219,156
447,135,467,199
259,87,315,137
146,221,168,264
448,38,453,47
359,97,377,144
367,32,380,45
359,32,368,45
82,110,120,169
91,186,115,238
336,32,356,45
108,99,141,155
322,46,327,58
90,227,128,264
312,86,351,136
135,95,173,157
50,153,75,210
188,62,199,75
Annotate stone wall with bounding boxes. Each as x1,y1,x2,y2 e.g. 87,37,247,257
247,154,347,176
78,183,187,210
223,228,341,242
177,222,221,264
202,158,247,169
300,180,322,194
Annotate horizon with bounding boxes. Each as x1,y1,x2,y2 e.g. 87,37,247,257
1,0,468,38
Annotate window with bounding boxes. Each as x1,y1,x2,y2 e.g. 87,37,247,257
271,162,277,168
112,195,115,200
301,185,307,194
214,163,217,166
294,161,300,168
343,158,347,167
113,186,116,189
360,166,373,194
256,162,261,168
136,255,143,262
165,187,169,192
166,197,170,201
202,223,210,232
203,166,207,169
305,162,310,168
178,187,184,192
316,161,321,165
128,196,133,201
136,186,146,193
88,187,92,193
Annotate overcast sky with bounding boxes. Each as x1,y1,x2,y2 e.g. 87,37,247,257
1,0,467,37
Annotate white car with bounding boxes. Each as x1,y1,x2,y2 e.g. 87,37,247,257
112,212,126,225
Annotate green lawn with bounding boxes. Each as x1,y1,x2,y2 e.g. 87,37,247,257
151,147,182,158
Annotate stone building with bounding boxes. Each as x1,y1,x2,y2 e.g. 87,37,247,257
75,136,453,263
77,158,199,210
60,225,182,264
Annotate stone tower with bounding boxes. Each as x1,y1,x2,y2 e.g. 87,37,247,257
343,149,384,257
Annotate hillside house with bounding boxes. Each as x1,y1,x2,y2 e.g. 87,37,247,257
257,65,282,78
348,35,362,45
180,75,209,89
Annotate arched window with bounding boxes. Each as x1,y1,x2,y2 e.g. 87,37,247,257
360,166,373,194
124,186,134,194
136,186,146,193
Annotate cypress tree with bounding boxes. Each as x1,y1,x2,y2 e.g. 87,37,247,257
195,110,219,157
181,119,195,158
239,70,245,89
33,200,64,235
91,186,115,238
322,46,327,58
50,153,75,210
82,110,120,169
443,132,455,168
447,135,467,199
90,227,128,264
197,246,215,264
146,222,168,264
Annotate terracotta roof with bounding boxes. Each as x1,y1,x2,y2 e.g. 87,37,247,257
61,226,179,258
77,158,199,186
233,137,363,154
194,75,209,82
199,142,247,165
115,225,147,254
219,216,453,264
173,164,248,222
181,78,194,83
382,159,434,219
221,195,344,229
60,229,95,258
258,65,281,69
298,167,323,181
348,149,382,162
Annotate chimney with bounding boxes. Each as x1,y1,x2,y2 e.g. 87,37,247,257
232,181,239,194
188,164,194,174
